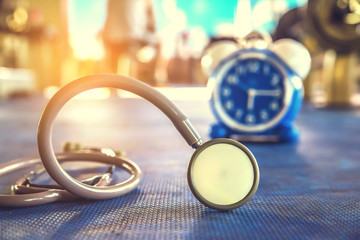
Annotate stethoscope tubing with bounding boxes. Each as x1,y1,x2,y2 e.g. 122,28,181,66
37,74,201,200
0,152,141,207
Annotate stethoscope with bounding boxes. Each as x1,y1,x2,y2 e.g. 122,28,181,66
0,74,259,210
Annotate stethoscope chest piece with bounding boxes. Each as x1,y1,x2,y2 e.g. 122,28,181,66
187,138,259,210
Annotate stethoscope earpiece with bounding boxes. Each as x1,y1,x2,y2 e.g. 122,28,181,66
0,151,141,207
188,138,259,210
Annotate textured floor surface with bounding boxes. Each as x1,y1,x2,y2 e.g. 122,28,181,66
0,94,359,239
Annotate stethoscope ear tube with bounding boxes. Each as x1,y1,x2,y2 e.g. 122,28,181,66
37,74,202,200
0,152,141,207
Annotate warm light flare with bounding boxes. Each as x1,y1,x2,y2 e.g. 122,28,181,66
6,7,28,32
69,36,105,61
67,1,106,60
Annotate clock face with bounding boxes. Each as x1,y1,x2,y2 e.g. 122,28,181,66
213,53,291,132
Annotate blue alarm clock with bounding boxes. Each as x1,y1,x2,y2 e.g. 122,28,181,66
203,32,311,142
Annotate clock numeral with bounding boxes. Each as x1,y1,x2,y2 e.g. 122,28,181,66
275,88,282,98
248,61,260,73
235,109,243,119
263,64,270,75
245,114,256,124
222,87,231,97
270,101,279,111
225,100,234,110
271,74,280,86
226,75,238,85
236,65,245,74
260,110,269,121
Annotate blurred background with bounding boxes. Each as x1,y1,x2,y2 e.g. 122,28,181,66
0,0,359,106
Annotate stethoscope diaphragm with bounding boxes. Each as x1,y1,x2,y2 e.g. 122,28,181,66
188,138,259,210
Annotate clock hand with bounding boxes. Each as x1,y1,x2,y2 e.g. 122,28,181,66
233,82,249,92
247,89,281,110
252,89,282,97
247,89,256,110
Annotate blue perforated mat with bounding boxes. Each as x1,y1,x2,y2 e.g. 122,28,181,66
0,96,359,239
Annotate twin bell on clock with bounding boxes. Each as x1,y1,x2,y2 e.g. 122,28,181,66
202,32,311,142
